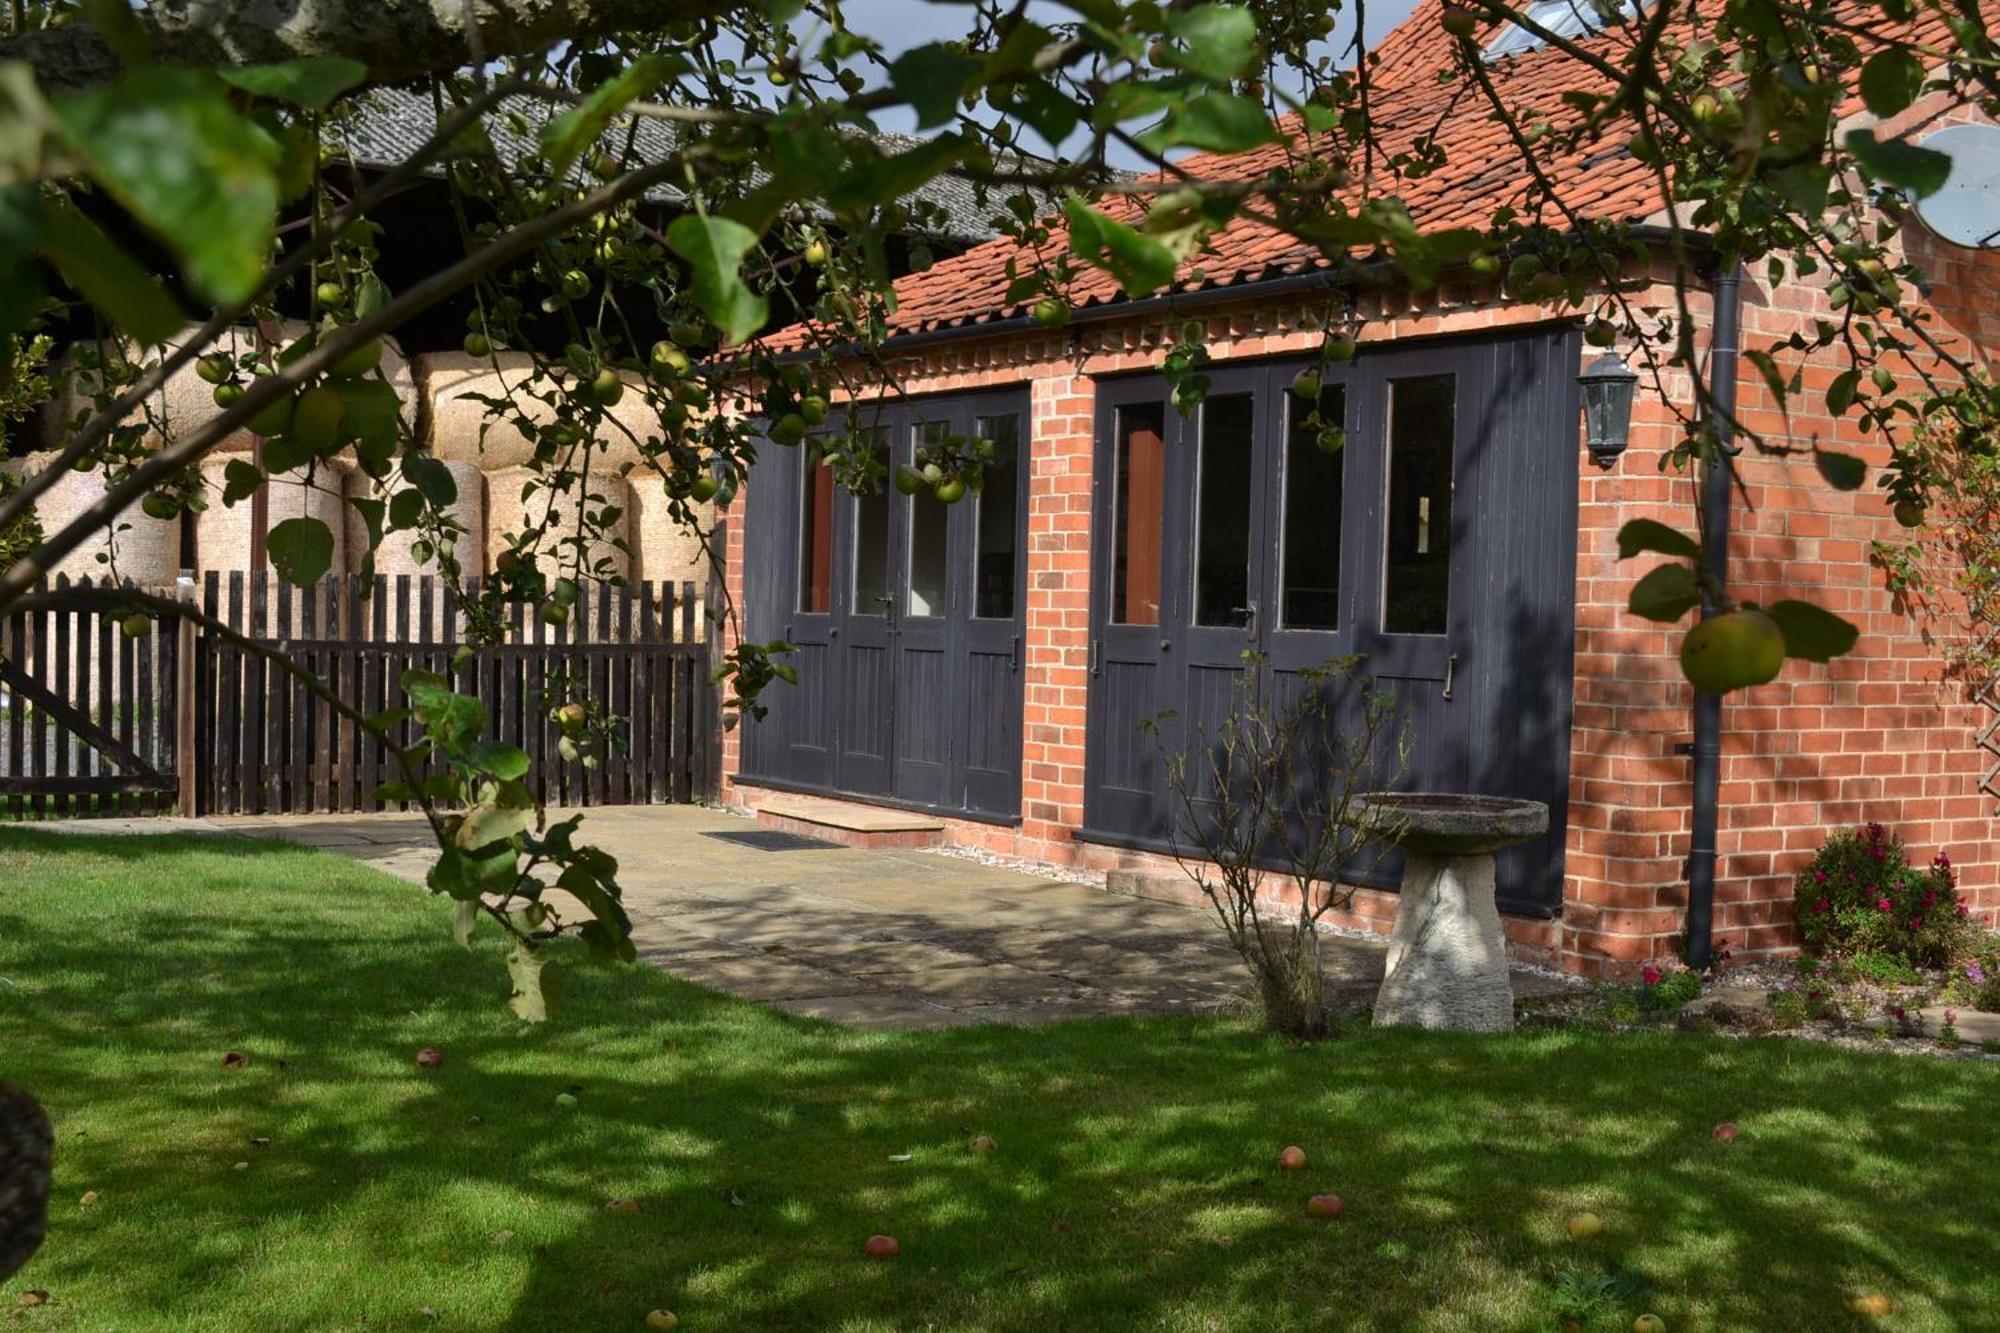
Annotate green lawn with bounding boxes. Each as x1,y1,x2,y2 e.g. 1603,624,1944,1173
2,829,1997,1332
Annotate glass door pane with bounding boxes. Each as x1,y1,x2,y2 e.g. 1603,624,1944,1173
850,426,892,614
1280,385,1345,630
1112,403,1166,626
906,419,951,617
1382,374,1455,635
972,413,1019,619
1193,393,1254,628
799,442,835,613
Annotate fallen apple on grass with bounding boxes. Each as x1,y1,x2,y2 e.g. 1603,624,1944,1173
862,1235,901,1259
1633,1316,1666,1333
1566,1212,1604,1239
970,1134,997,1155
1306,1194,1344,1218
1278,1145,1307,1171
1846,1291,1894,1318
1711,1121,1739,1143
415,1048,444,1069
555,1092,579,1109
221,1050,249,1069
607,1198,641,1215
644,1310,679,1330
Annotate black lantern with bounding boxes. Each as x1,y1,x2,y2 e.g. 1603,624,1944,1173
1578,351,1639,469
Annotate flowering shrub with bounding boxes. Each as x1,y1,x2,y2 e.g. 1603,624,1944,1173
1793,824,1969,968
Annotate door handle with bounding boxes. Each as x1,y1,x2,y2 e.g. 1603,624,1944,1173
1010,635,1021,670
1233,601,1259,636
1442,652,1457,700
1090,638,1102,677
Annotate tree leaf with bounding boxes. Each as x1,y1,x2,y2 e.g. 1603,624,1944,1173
1063,198,1177,297
218,57,368,111
266,516,334,586
1140,92,1278,154
506,944,548,1023
1813,448,1866,490
37,199,184,343
1165,5,1259,81
665,214,768,347
1740,347,1788,410
221,458,264,506
889,43,981,130
1616,518,1701,561
348,494,384,554
467,740,532,781
539,54,669,177
0,63,51,186
53,68,280,304
1858,49,1925,119
1826,367,1861,415
402,453,458,507
1628,562,1701,623
1844,128,1952,198
456,801,534,851
1767,598,1860,662
452,898,479,950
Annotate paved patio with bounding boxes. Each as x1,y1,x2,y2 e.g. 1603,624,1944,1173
36,804,1561,1028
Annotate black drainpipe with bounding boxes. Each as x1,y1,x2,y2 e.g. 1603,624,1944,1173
1685,259,1743,971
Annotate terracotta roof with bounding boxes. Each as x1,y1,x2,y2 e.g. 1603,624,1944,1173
769,0,1956,349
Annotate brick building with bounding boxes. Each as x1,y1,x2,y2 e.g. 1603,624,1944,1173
719,0,2000,974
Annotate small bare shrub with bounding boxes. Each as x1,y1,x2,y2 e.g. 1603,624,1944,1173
1149,654,1406,1039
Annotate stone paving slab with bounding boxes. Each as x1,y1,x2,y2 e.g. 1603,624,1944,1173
15,805,1626,1031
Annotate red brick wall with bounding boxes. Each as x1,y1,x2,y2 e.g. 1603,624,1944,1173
718,256,2000,975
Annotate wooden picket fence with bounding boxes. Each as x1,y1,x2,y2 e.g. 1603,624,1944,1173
0,572,719,819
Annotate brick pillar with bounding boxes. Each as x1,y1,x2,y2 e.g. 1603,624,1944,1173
1020,372,1095,845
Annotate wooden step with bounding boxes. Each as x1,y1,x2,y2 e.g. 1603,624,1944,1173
755,795,946,849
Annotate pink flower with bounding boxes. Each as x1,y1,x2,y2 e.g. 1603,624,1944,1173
1909,916,1923,931
1641,965,1663,986
1969,963,1988,984
1934,849,1952,870
1944,1009,1958,1026
1815,898,1832,914
1878,898,1893,913
1871,844,1886,862
1956,902,1970,919
1814,868,1828,886
1890,1005,1907,1021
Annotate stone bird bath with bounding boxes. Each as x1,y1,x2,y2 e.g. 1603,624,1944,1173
1360,793,1549,1032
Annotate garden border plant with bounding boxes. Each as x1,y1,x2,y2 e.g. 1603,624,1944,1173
1793,822,1972,970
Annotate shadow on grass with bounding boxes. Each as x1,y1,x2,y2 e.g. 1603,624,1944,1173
2,827,1997,1331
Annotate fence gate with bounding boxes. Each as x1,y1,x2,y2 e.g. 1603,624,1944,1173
0,577,184,818
1,572,718,820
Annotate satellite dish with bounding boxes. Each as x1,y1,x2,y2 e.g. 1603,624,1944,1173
1910,123,2000,249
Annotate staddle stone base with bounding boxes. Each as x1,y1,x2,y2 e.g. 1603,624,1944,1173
1373,851,1514,1032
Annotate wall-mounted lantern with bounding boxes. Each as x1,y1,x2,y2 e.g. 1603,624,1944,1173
1578,351,1639,469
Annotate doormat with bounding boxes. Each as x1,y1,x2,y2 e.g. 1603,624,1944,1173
701,829,844,852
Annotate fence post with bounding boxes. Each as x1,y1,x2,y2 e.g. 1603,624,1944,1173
175,587,198,817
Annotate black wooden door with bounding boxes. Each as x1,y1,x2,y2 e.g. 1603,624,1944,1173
834,420,897,798
892,412,957,806
1082,326,1580,912
740,391,1029,821
1082,383,1179,840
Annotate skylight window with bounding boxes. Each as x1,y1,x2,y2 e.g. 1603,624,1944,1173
1482,0,1640,60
